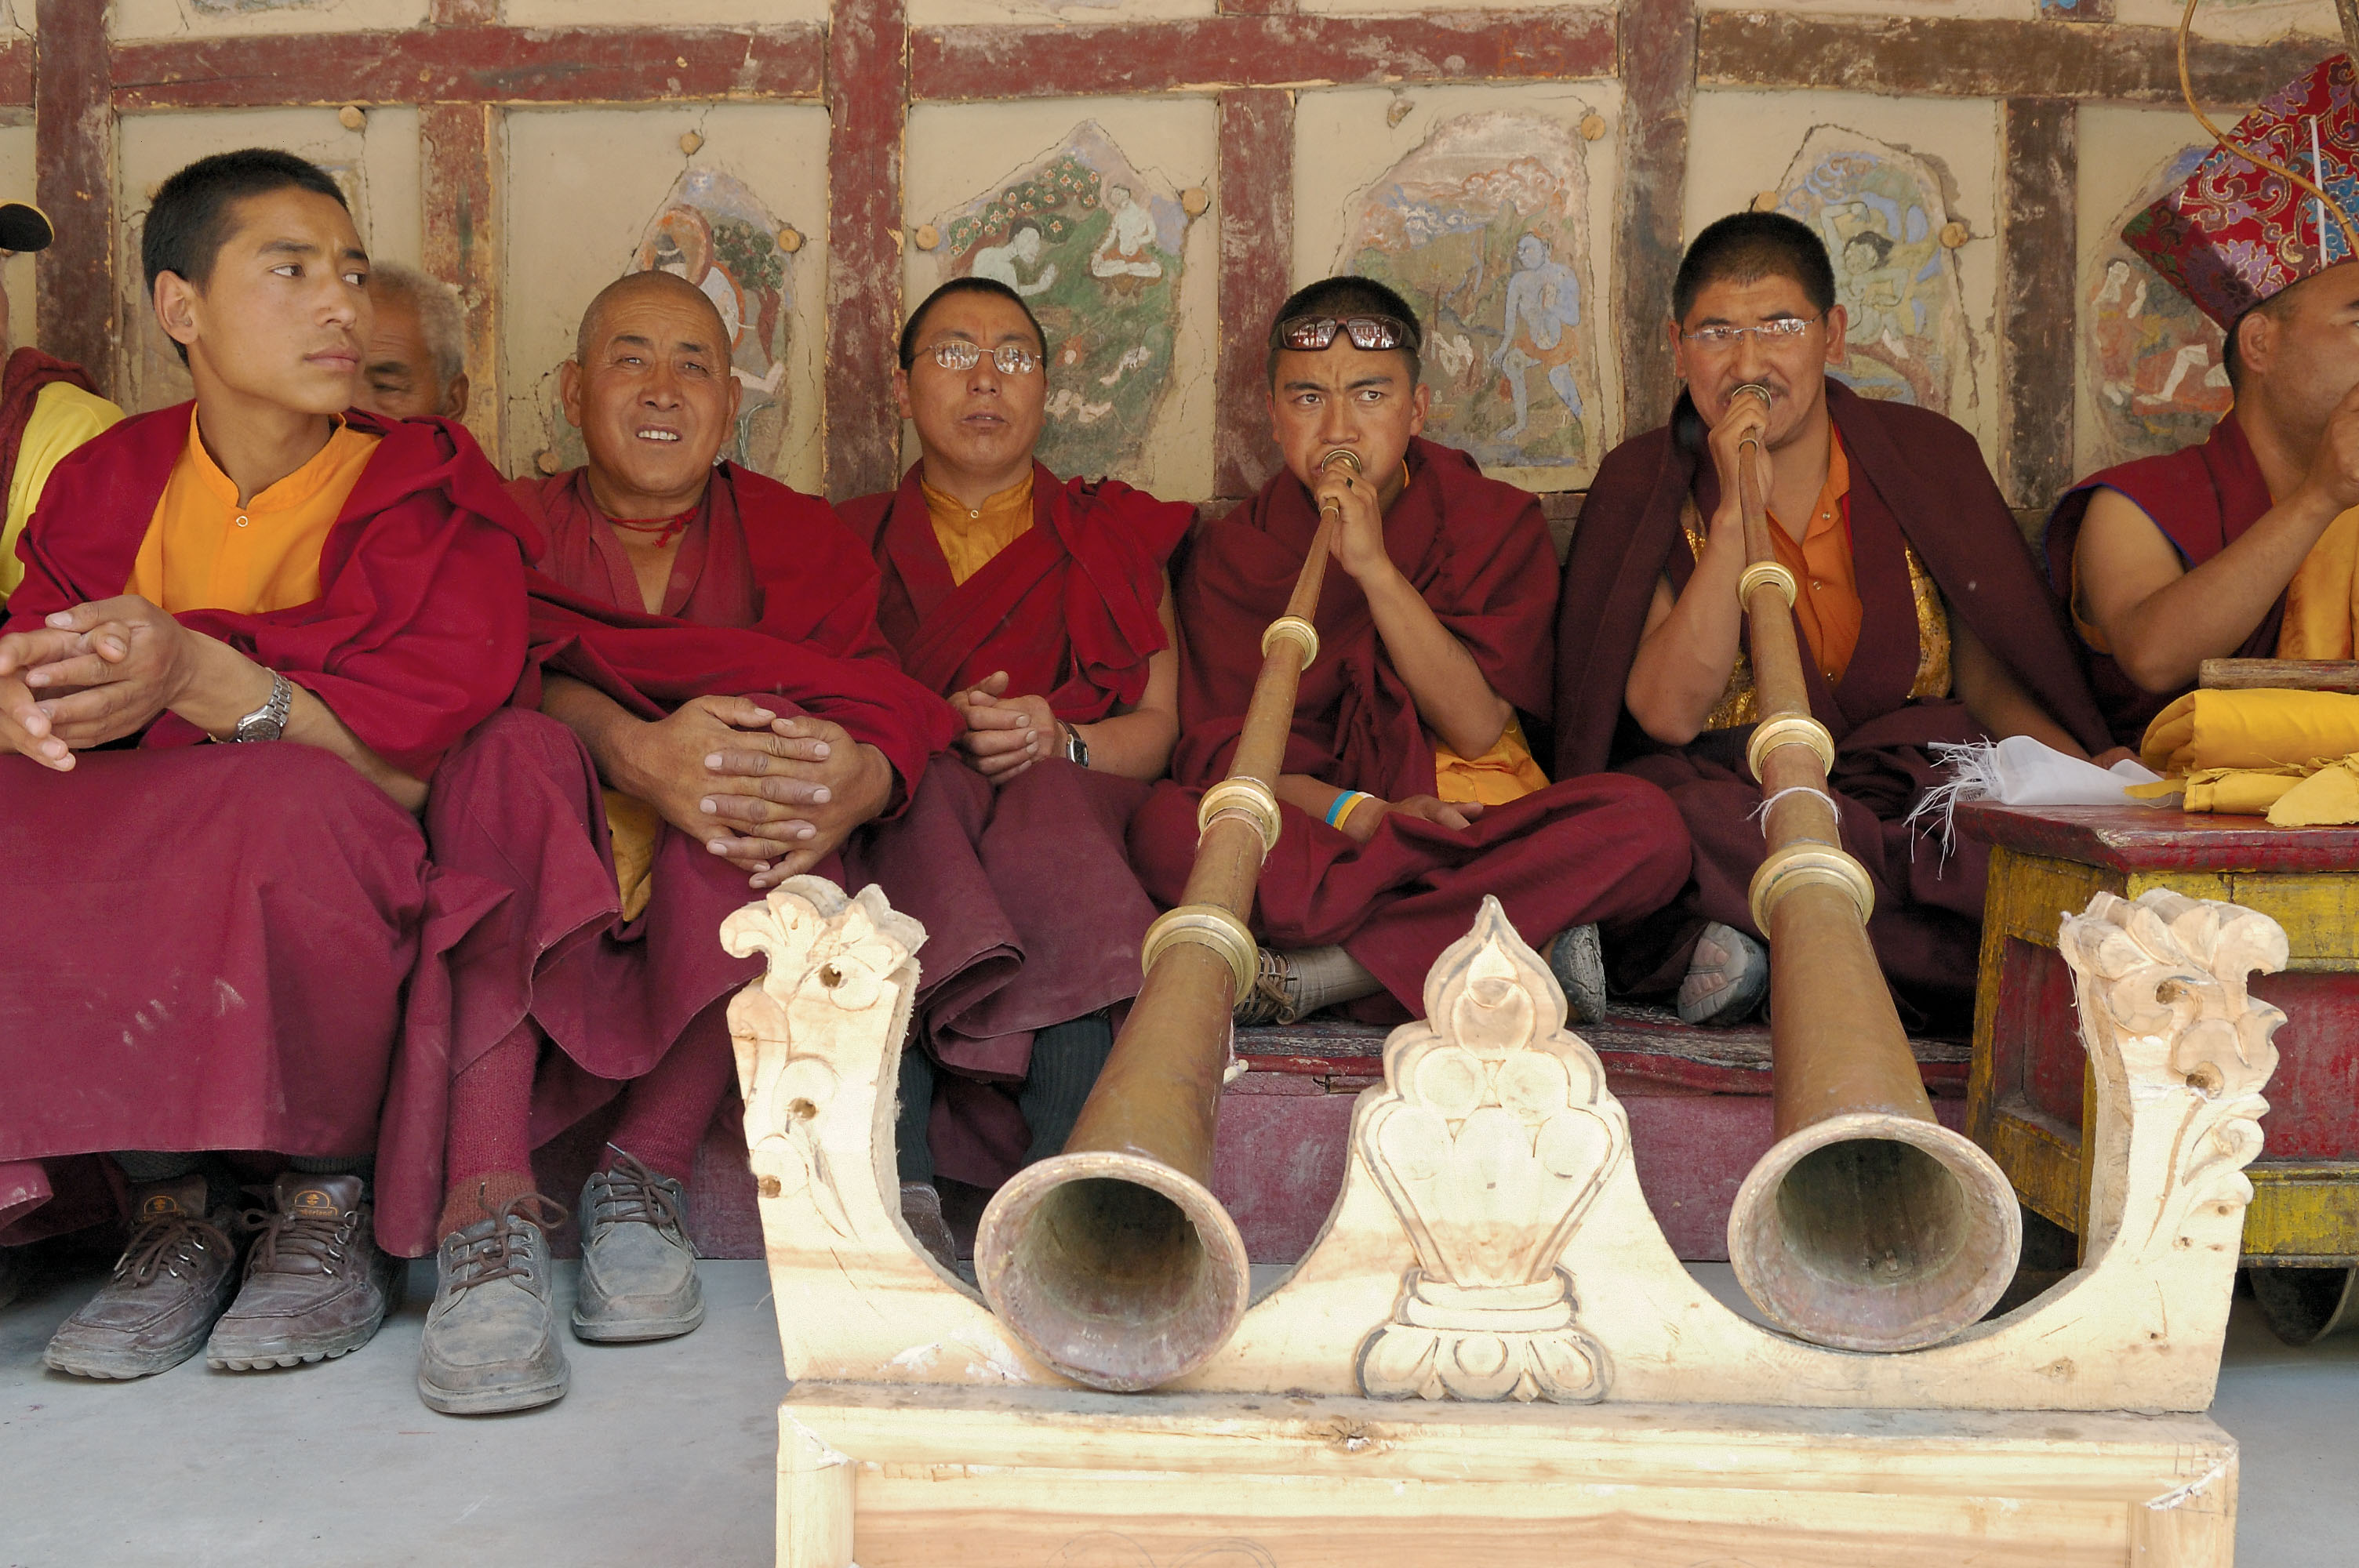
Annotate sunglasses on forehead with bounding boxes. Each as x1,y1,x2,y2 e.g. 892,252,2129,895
1270,314,1421,353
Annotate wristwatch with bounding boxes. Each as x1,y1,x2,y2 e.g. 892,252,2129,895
231,671,295,742
1062,721,1091,769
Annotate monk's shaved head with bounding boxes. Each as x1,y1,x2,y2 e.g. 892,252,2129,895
576,269,728,366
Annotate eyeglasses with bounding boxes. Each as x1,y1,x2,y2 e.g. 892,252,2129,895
928,339,1040,376
1678,316,1823,349
1270,314,1421,353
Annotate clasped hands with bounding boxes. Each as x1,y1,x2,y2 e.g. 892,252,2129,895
949,670,1065,786
0,595,199,767
624,694,892,891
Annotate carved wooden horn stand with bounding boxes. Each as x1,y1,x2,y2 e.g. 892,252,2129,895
724,880,2283,1567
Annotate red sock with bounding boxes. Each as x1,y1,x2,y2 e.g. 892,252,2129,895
438,1018,540,1239
606,999,736,1185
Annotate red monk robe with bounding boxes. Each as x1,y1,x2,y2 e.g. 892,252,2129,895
840,461,1193,1185
2043,412,2277,750
1558,384,2110,1025
403,462,954,1254
0,405,532,1243
1130,436,1692,1015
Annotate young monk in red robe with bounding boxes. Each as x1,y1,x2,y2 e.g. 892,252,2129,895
838,277,1192,1238
1558,212,2113,1030
412,270,954,1414
0,198,122,609
0,150,530,1380
1130,276,1692,1025
2048,56,2359,748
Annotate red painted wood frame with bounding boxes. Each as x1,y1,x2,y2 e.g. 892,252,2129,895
18,2,2326,505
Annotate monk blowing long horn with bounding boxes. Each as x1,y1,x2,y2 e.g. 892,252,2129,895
1717,381,2022,1352
973,446,1365,1391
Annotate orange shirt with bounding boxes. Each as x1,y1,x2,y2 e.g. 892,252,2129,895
1765,426,1861,688
126,411,380,615
922,470,1034,586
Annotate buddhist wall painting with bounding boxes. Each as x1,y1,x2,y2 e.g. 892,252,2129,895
2078,143,2230,471
924,121,1198,483
1336,111,1605,482
1772,125,1974,417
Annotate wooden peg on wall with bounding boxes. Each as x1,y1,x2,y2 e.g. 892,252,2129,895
1939,220,1971,249
679,130,704,156
1180,187,1209,217
912,223,940,251
1578,113,1606,142
777,226,804,254
338,105,366,131
535,449,560,476
1750,190,1780,213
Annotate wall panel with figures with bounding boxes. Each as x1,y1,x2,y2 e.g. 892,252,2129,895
7,0,2354,518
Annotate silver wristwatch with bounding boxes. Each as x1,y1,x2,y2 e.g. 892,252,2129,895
1063,722,1090,768
231,671,295,742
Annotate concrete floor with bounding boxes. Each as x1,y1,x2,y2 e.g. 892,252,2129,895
0,1257,2352,1566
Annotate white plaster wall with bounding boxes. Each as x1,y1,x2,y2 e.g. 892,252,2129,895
1695,0,2033,14
502,102,831,493
114,105,422,415
2114,0,2339,42
903,94,1216,503
111,0,427,40
911,0,1212,25
1684,88,2003,470
0,122,32,356
507,0,827,25
1293,80,1624,490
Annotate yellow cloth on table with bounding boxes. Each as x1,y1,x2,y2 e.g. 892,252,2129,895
603,789,663,922
1434,716,1552,805
2130,757,2359,826
2138,687,2359,775
2278,503,2359,659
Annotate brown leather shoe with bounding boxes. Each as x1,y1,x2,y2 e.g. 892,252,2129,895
45,1177,240,1380
205,1173,402,1371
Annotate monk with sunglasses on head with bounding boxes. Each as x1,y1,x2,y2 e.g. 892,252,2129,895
1129,274,1691,1029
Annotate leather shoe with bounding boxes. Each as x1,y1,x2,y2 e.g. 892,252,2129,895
45,1177,240,1380
417,1193,571,1415
572,1154,703,1342
209,1172,402,1370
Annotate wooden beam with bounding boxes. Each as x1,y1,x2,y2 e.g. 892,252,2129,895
109,27,826,110
1616,0,1695,435
1998,99,2078,514
1212,89,1292,501
35,0,113,397
909,10,1617,100
420,103,504,463
1697,14,2321,105
824,0,908,503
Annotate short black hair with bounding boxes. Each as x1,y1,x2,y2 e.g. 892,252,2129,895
1672,210,1837,324
1265,274,1423,387
144,149,351,367
897,276,1049,370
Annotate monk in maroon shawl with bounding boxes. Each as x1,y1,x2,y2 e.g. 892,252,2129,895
1132,277,1691,1025
414,270,953,1415
839,276,1191,1232
0,197,122,609
0,151,529,1381
1557,212,2112,1030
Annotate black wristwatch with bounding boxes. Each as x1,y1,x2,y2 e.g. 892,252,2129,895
1062,722,1090,769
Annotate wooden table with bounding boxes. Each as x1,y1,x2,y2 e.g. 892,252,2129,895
1962,803,2359,1339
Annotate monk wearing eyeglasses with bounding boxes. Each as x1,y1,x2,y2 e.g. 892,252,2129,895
1129,274,1691,1028
1555,211,2113,1031
837,278,1189,1243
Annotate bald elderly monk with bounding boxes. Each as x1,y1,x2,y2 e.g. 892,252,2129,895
0,149,530,1378
2049,57,2359,746
352,259,469,422
1130,276,1692,1025
0,196,122,609
1557,212,2113,1031
411,269,954,1415
838,275,1192,1221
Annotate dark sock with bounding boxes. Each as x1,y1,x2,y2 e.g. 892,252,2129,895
286,1155,372,1178
1018,1013,1115,1166
895,1047,937,1185
607,999,736,1185
111,1151,203,1184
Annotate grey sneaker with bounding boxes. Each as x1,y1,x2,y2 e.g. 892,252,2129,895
1547,924,1609,1025
44,1177,239,1380
1678,920,1771,1026
416,1193,570,1416
572,1154,703,1343
208,1172,402,1370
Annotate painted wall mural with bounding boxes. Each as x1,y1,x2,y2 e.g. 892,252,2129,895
541,168,798,477
2080,144,2230,470
927,122,1194,481
1338,111,1602,477
1775,126,1972,415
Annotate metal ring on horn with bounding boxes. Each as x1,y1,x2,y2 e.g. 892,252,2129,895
1737,561,1798,609
1196,777,1281,859
1745,713,1836,780
1748,843,1875,931
1260,615,1320,666
1140,904,1259,1005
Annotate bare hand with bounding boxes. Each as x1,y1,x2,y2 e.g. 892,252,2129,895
949,669,1060,786
2092,745,2140,770
2299,378,2359,513
619,695,801,871
1315,462,1390,582
8,596,191,751
0,626,92,768
1704,387,1776,540
1349,793,1484,842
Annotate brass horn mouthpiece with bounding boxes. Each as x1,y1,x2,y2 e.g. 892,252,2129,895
1732,382,1773,408
1320,448,1363,476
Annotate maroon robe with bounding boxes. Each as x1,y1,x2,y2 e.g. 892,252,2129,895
2043,412,2277,750
0,347,97,521
840,463,1193,1184
1557,384,2110,1024
404,463,958,1253
1130,437,1693,1016
0,406,533,1243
